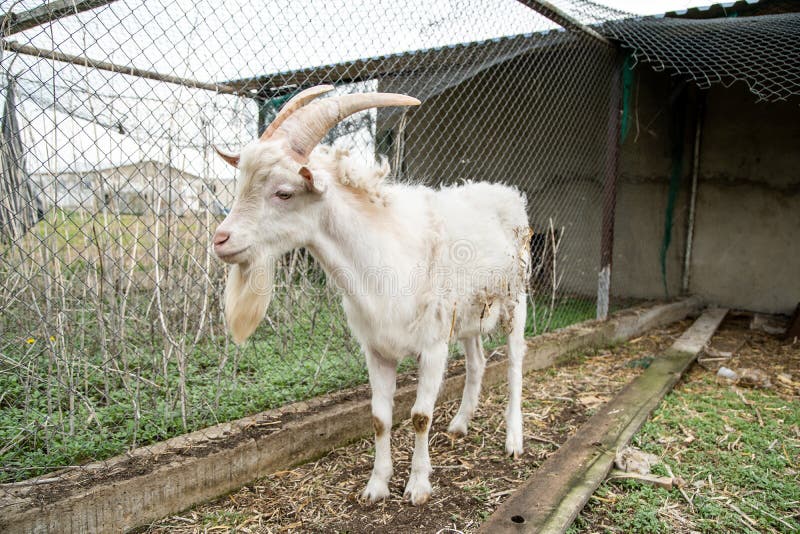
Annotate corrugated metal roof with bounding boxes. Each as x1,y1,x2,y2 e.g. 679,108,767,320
223,28,571,95
658,0,797,18
225,0,799,96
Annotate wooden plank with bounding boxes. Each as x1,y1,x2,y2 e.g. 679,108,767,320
0,298,702,533
0,1,118,36
479,307,728,534
609,296,701,342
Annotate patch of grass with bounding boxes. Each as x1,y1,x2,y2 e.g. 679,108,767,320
573,375,800,533
0,300,368,483
526,297,598,336
464,481,492,505
199,510,250,528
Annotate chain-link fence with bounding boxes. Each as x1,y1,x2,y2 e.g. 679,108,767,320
0,0,635,491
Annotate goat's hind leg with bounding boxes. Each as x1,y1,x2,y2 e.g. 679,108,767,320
362,349,397,502
505,294,527,457
447,335,486,436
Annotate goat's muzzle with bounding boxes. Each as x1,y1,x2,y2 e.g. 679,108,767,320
213,230,249,263
213,230,230,246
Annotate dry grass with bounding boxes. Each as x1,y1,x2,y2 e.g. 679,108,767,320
142,321,688,533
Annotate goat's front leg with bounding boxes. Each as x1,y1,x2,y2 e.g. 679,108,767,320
405,341,448,505
362,349,397,502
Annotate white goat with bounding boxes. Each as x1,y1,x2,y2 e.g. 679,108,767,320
212,85,531,505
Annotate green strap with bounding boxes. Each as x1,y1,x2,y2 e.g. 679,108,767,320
620,53,635,143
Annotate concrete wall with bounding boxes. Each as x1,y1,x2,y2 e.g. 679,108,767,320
688,83,800,313
612,68,693,300
613,68,800,313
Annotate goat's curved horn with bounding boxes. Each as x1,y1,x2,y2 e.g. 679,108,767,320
214,145,240,168
260,85,334,141
275,93,421,163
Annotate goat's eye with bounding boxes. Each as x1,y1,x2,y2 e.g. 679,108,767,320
275,190,293,200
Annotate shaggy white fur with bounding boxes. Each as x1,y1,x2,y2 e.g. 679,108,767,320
214,134,531,506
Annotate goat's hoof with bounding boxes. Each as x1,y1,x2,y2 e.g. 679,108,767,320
361,478,390,503
403,475,432,506
447,418,468,437
505,435,523,459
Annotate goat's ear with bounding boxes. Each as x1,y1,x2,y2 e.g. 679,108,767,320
224,261,273,344
214,145,240,168
299,166,325,194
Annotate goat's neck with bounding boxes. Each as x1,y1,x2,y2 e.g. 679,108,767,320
306,185,419,297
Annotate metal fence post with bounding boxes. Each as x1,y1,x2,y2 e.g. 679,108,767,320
597,48,622,321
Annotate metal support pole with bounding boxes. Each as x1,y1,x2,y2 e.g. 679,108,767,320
597,51,622,321
1,41,247,97
1,0,119,36
257,95,270,137
514,0,611,46
682,93,704,295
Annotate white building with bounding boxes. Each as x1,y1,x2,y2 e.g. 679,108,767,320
32,160,234,215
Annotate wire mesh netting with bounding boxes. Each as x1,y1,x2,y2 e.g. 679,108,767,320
1,0,796,503
605,10,800,103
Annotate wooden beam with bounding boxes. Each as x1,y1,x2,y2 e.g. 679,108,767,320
0,299,701,534
1,40,248,97
0,0,118,36
514,0,610,45
479,307,728,534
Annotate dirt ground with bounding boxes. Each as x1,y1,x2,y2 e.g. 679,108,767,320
143,320,690,533
573,313,800,533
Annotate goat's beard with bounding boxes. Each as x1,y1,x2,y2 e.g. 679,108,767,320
224,253,275,344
